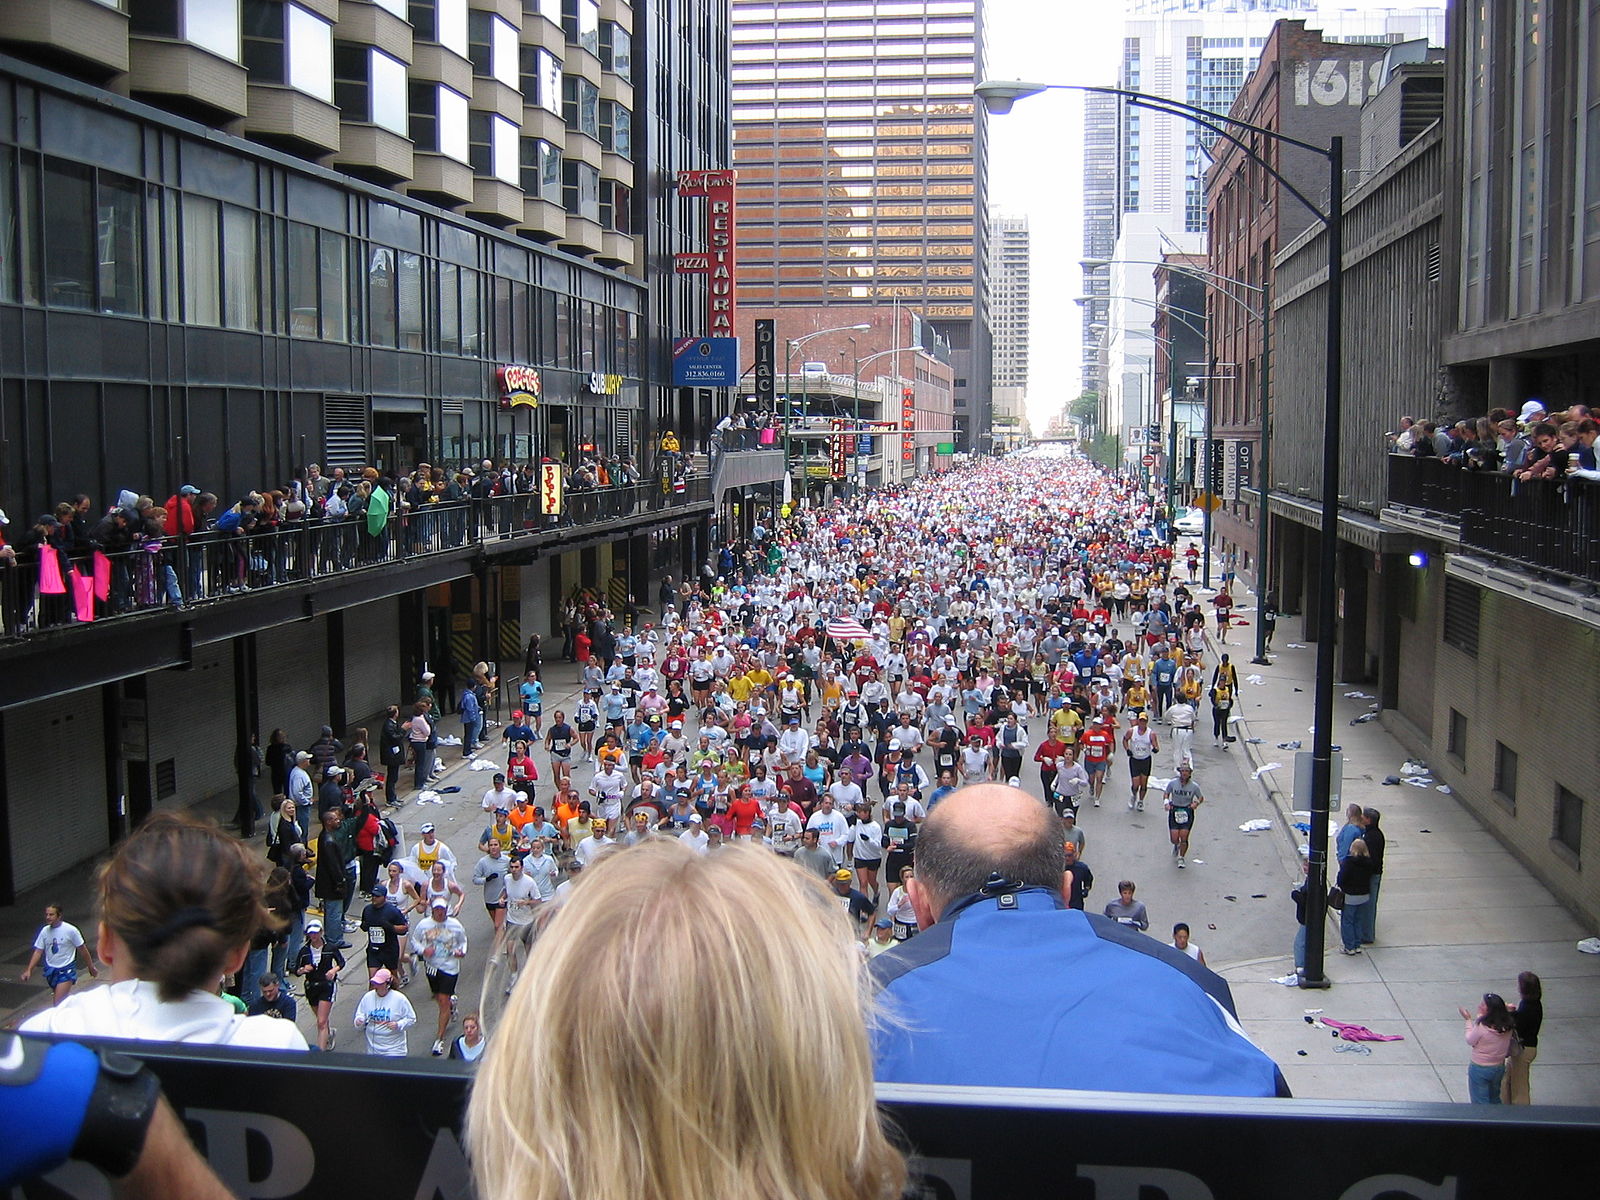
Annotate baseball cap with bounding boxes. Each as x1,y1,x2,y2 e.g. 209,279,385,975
689,813,703,823
421,671,435,681
833,868,853,882
420,821,436,833
512,710,525,720
0,508,8,525
295,750,312,763
430,898,449,911
178,484,200,496
303,919,323,934
875,917,893,928
370,968,394,985
495,806,509,815
370,884,387,897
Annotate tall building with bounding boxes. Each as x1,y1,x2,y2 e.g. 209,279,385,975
0,0,728,898
730,0,991,451
989,214,1028,446
1080,91,1118,403
1090,2,1443,467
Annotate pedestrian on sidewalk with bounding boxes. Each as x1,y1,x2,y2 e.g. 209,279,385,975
1459,993,1515,1104
1502,971,1543,1104
1359,807,1384,944
1334,840,1374,954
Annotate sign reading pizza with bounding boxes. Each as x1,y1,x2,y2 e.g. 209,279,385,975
539,462,563,515
497,364,540,409
674,170,737,339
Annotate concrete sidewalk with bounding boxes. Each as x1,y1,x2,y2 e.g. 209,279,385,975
1213,621,1600,1105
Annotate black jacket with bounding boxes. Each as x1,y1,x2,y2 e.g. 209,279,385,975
315,829,350,900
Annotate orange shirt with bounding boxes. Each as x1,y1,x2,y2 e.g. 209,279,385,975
1081,728,1115,763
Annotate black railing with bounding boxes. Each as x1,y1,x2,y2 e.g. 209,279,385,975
1387,454,1600,584
1459,472,1600,584
0,477,708,641
1385,453,1469,515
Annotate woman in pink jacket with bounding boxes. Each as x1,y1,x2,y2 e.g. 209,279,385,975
1459,992,1515,1104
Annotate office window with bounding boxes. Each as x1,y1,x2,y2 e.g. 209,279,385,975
530,0,561,24
410,0,468,57
96,172,144,316
222,204,258,330
243,3,333,101
181,193,221,326
563,76,600,139
562,0,599,55
398,251,423,349
410,83,470,163
1554,786,1584,859
335,43,408,133
1447,708,1468,763
133,0,242,59
520,138,562,199
368,245,396,346
520,47,562,115
562,160,599,222
468,10,518,88
599,180,630,233
600,22,630,74
470,113,519,184
286,223,347,340
42,160,94,310
438,260,460,353
599,101,631,156
1494,742,1518,812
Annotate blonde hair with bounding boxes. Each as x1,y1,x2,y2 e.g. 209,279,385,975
468,840,904,1200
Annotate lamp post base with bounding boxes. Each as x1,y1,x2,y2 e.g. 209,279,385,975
1250,655,1272,666
1297,972,1332,990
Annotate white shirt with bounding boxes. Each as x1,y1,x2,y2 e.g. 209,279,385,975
33,921,85,969
849,820,884,861
806,809,850,863
482,785,519,813
679,827,710,855
575,834,615,866
24,980,307,1050
354,986,417,1056
502,872,540,925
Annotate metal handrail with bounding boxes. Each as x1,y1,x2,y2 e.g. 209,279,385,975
0,477,709,641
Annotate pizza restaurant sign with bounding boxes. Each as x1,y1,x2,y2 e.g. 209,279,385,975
497,364,540,409
674,170,737,338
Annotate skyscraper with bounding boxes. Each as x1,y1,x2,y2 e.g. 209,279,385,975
730,0,991,450
1080,91,1120,403
989,215,1029,445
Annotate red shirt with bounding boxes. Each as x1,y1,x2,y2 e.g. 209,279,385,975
727,796,761,836
1081,728,1115,763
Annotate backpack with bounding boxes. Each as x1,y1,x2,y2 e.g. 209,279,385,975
376,816,397,852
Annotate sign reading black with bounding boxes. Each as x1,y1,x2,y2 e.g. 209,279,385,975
754,319,775,408
14,1038,1600,1200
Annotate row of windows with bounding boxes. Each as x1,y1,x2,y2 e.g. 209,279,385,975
1448,721,1587,862
0,152,640,371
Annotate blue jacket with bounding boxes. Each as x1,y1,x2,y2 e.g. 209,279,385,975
870,889,1289,1097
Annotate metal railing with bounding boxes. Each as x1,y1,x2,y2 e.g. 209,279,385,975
1387,454,1600,584
0,476,708,641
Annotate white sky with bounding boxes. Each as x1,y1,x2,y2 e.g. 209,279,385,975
983,0,1445,433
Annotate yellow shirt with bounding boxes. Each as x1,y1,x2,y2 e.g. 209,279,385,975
727,675,754,703
745,668,774,693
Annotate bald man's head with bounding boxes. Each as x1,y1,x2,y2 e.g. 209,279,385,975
911,783,1066,921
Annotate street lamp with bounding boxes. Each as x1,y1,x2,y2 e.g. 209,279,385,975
854,345,923,491
983,75,1346,992
785,323,872,422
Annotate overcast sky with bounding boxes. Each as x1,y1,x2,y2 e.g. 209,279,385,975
983,0,1445,432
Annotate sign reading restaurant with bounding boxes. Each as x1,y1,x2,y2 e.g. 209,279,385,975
674,170,738,340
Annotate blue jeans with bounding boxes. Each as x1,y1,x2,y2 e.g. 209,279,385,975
413,747,432,789
322,896,346,944
274,913,303,981
1359,874,1381,943
1340,899,1366,951
461,716,482,753
1468,1062,1505,1104
239,946,269,1009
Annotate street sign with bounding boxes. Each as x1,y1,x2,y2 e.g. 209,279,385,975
1142,454,1157,468
672,336,738,386
1195,492,1222,512
936,441,956,455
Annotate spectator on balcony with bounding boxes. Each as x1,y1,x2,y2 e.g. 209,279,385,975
1409,421,1439,458
1518,399,1547,427
1516,423,1570,482
1392,416,1418,453
1495,419,1531,472
1562,417,1598,474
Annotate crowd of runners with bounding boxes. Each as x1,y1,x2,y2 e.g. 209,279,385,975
25,451,1257,1058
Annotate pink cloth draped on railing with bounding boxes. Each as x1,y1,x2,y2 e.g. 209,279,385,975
71,570,97,622
38,549,66,595
93,551,112,601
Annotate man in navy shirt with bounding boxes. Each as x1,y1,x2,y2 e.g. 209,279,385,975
870,783,1288,1097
